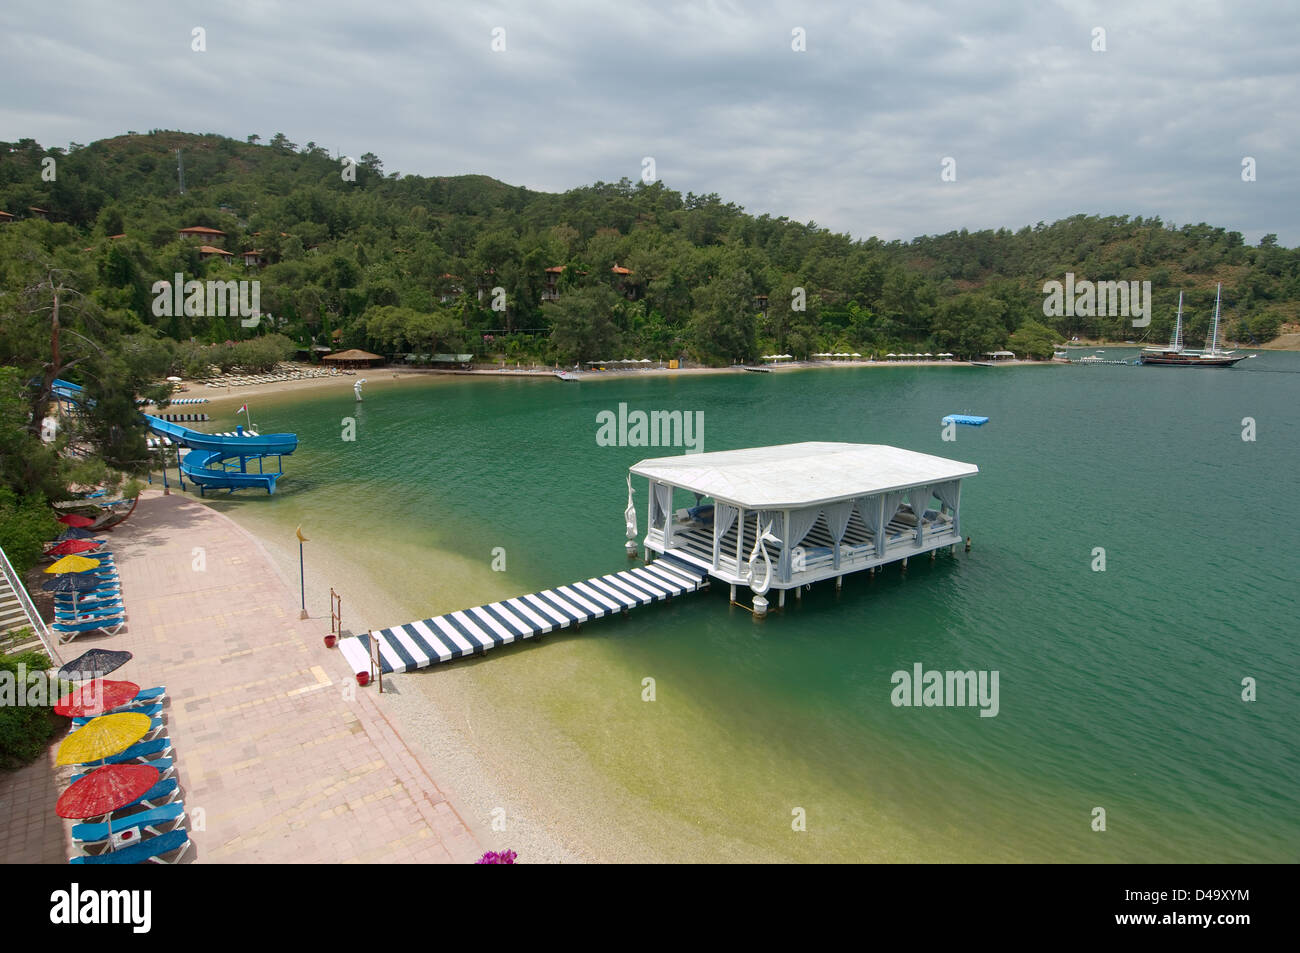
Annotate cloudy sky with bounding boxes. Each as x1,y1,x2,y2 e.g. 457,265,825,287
3,0,1297,244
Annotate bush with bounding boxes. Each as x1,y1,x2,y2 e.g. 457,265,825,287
0,649,69,770
0,489,58,573
1250,312,1282,343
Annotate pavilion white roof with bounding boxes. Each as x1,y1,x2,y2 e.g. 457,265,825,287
630,442,978,509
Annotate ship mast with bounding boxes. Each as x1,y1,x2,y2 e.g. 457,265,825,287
1208,283,1222,354
1172,292,1183,350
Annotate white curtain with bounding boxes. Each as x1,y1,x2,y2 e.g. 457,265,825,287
651,482,672,529
823,500,854,569
782,507,822,578
878,490,906,555
855,495,882,543
909,485,931,546
713,503,738,568
932,479,962,537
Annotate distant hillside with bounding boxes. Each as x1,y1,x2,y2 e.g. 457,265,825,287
2,130,1297,364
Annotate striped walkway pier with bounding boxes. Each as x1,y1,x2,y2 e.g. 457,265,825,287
338,555,708,678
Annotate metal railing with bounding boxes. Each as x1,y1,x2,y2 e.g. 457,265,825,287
0,544,61,664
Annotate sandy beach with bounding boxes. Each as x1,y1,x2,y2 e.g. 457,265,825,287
166,356,1056,409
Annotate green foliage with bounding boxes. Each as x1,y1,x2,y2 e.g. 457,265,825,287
0,650,68,770
1,132,1298,373
1008,320,1059,360
0,488,58,572
1249,312,1282,343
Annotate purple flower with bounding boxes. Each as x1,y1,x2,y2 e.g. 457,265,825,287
475,849,517,864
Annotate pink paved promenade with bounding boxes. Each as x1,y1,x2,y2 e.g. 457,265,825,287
0,490,480,864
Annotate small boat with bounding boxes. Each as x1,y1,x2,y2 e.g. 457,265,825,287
1139,285,1246,367
969,361,994,367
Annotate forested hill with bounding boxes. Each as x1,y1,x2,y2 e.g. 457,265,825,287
2,130,1297,365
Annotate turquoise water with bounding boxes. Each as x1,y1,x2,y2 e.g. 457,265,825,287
202,355,1300,862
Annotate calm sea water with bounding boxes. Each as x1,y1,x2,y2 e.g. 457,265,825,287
200,354,1300,862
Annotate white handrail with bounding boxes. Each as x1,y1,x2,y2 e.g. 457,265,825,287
0,544,61,664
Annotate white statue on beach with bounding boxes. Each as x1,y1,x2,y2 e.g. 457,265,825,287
354,379,365,402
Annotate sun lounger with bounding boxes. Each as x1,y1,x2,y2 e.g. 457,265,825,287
53,615,126,641
56,603,125,619
92,686,167,715
71,802,186,849
94,737,172,765
68,827,190,865
73,702,163,727
72,758,174,784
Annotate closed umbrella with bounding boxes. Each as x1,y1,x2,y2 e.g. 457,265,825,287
57,514,95,528
45,554,101,574
55,713,152,765
54,680,141,718
58,649,133,682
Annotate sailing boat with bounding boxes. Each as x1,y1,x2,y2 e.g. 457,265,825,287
1139,284,1246,367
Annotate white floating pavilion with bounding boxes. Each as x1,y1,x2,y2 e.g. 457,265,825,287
630,442,977,614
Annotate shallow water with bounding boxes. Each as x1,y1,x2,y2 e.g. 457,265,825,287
194,355,1300,862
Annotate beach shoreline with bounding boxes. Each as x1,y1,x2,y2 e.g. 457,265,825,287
165,356,1059,407
190,490,593,863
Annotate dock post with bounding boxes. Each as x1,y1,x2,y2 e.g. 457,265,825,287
729,584,736,602
835,575,842,591
930,550,936,562
902,557,908,571
778,589,786,608
795,586,801,601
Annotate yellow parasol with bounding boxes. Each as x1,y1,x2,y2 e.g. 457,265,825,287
55,712,152,765
44,554,102,574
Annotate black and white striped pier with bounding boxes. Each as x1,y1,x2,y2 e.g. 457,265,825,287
338,555,708,677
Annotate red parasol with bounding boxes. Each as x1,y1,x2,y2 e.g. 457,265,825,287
53,680,141,718
55,764,159,819
46,539,103,556
57,514,95,528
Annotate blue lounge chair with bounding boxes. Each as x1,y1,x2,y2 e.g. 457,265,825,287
68,828,190,865
56,604,125,621
72,758,174,784
96,737,172,765
53,615,126,641
72,802,186,848
73,702,163,727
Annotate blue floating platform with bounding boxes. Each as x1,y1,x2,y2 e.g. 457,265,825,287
942,414,989,426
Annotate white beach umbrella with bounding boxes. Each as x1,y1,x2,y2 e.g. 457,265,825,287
886,353,896,358
924,352,934,357
851,352,861,358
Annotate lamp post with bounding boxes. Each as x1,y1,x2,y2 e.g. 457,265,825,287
296,525,309,619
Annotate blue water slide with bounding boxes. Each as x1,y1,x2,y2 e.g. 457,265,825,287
53,378,298,495
143,416,298,495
